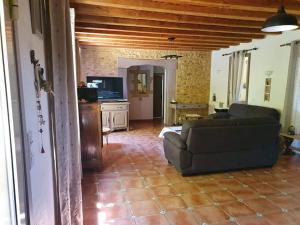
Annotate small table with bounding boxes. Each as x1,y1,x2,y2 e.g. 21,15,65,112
280,133,300,156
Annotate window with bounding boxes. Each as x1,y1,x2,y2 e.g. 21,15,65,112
227,52,251,105
238,53,251,103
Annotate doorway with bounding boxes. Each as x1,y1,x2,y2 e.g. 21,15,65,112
153,67,164,119
118,58,176,125
127,65,165,122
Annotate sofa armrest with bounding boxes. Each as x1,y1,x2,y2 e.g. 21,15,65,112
164,132,187,149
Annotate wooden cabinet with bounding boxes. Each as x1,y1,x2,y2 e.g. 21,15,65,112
101,102,129,131
79,103,102,170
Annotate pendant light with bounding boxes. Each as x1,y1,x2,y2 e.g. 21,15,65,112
261,0,298,32
161,37,182,60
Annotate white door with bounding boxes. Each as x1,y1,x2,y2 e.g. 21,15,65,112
102,111,110,128
111,111,127,129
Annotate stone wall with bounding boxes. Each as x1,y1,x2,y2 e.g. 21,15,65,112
80,46,211,119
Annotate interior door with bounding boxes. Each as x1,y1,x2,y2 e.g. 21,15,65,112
153,73,163,118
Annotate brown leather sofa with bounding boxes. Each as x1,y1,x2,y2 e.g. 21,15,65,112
163,104,281,176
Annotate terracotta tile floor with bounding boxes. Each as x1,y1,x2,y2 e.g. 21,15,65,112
82,120,300,225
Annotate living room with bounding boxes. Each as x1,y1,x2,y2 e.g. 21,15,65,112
2,0,300,225
75,1,300,225
74,1,300,224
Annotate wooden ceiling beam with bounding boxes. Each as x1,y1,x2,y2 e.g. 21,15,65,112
69,0,288,21
71,4,263,28
71,0,300,51
75,22,266,39
75,14,262,34
78,39,223,47
75,32,241,44
77,38,229,48
75,28,254,42
79,41,216,51
156,0,300,14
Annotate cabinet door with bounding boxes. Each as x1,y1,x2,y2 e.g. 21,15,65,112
102,111,110,128
111,111,127,129
79,104,102,170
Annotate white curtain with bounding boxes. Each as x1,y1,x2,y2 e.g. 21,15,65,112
228,50,246,105
283,42,300,138
49,0,82,224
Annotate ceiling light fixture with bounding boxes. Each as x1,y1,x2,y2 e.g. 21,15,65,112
161,37,182,60
261,0,298,32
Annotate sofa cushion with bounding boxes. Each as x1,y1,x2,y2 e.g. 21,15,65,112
229,104,280,121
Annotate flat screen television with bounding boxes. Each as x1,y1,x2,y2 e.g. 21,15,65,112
86,76,124,100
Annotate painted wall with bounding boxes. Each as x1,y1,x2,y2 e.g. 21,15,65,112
14,1,55,224
80,46,211,119
210,30,300,124
127,65,154,120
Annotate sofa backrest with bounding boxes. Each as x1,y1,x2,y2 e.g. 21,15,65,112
186,118,280,154
229,103,280,121
181,116,279,141
181,119,238,141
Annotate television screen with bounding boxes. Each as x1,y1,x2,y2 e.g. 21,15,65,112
87,76,123,100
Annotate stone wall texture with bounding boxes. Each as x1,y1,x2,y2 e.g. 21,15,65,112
80,46,211,118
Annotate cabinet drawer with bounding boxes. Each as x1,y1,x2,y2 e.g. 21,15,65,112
101,104,128,111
